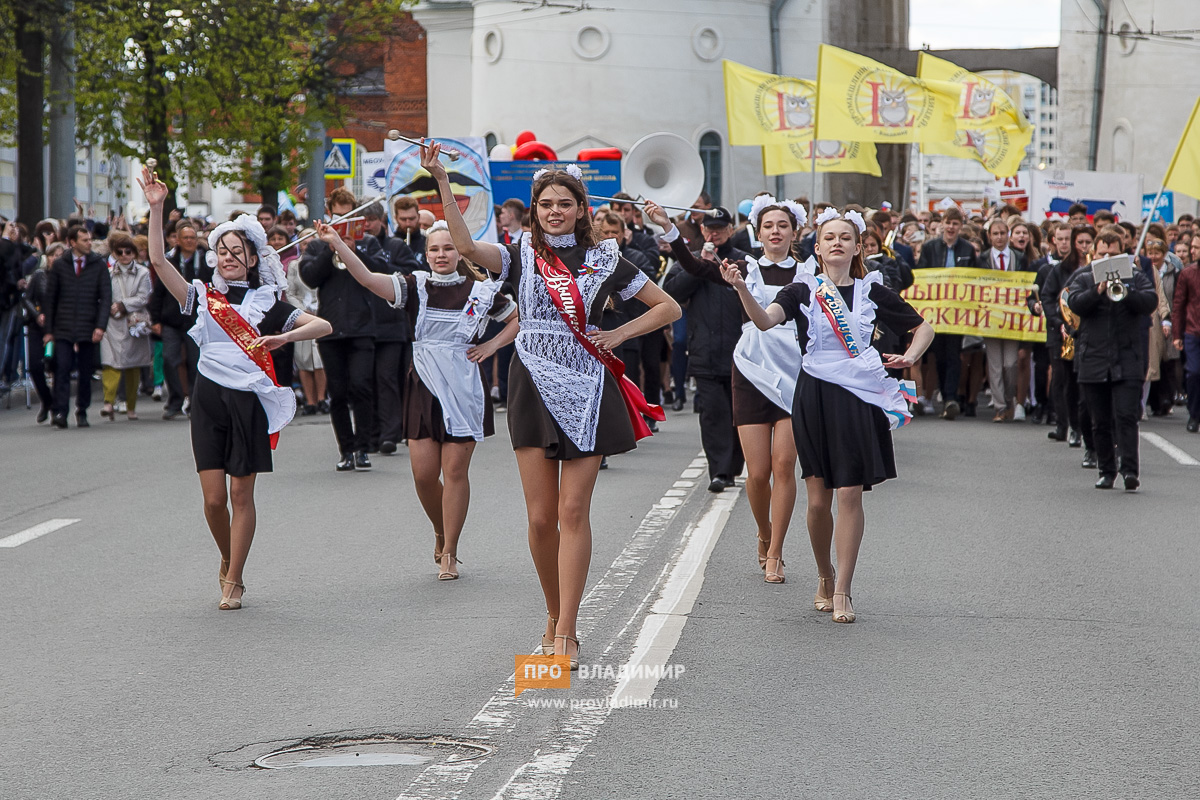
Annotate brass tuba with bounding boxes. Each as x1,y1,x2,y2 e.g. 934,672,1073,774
1060,286,1079,361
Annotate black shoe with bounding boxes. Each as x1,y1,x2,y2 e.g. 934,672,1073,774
355,451,372,470
1047,429,1067,442
36,405,50,424
672,397,685,412
645,417,658,433
1067,430,1082,448
1188,418,1199,433
75,411,89,428
1123,474,1140,492
300,404,317,416
1095,475,1115,489
707,477,726,493
1081,450,1097,469
317,400,330,414
51,415,68,430
1032,407,1046,425
336,455,357,472
964,402,977,418
599,456,609,470
380,440,397,455
163,408,183,420
941,400,960,420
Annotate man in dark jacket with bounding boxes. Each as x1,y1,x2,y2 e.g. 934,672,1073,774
915,206,978,419
663,218,748,492
300,189,391,471
149,221,209,419
1171,245,1200,432
43,225,111,428
1066,230,1158,491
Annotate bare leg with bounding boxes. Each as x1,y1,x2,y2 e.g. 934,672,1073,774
554,455,602,660
299,369,316,406
439,440,477,558
409,438,446,558
515,447,561,644
738,423,775,557
767,419,798,564
833,486,865,619
804,477,835,577
198,469,232,567
224,474,258,603
313,368,327,403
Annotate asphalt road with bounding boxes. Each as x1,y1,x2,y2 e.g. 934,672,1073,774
1,386,1197,799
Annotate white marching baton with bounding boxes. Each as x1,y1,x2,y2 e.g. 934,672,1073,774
590,195,720,217
275,195,386,254
387,130,462,162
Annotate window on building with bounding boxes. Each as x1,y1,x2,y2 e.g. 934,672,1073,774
485,133,498,153
699,131,722,207
340,66,386,97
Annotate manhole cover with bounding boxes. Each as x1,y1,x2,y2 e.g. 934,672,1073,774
254,736,492,770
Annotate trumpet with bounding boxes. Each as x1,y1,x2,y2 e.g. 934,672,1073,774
1106,274,1128,302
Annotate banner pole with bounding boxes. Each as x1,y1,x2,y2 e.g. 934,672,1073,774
810,141,818,204
1134,182,1167,258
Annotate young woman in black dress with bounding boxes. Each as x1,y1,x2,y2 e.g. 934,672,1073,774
723,210,933,623
327,220,518,581
140,167,332,610
420,142,680,666
645,198,804,585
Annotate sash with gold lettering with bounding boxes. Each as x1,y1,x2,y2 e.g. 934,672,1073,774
206,288,282,449
534,250,664,442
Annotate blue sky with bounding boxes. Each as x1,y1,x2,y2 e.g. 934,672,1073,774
909,0,1061,49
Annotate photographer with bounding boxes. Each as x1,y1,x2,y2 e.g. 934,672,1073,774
1066,230,1158,491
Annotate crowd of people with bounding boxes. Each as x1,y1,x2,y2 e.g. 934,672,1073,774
1,151,1191,625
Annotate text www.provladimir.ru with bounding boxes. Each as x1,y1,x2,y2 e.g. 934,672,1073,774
525,697,679,710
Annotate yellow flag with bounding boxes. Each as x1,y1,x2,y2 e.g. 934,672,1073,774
814,44,959,143
723,60,817,146
1163,96,1200,200
916,52,1031,131
762,140,882,177
920,125,1032,178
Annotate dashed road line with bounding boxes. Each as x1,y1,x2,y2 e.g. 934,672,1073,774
0,519,81,548
1141,432,1200,466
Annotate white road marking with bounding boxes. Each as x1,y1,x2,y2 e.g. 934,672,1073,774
488,488,740,800
1141,432,1200,466
0,519,81,549
395,456,713,800
612,489,739,706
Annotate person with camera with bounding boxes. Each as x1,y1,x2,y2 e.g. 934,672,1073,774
1066,229,1159,491
98,232,153,421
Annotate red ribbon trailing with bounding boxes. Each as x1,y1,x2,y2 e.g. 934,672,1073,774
206,288,281,449
534,250,664,442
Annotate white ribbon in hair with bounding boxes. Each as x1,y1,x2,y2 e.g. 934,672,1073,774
814,207,867,234
206,215,286,293
427,220,449,235
532,164,585,184
748,195,808,230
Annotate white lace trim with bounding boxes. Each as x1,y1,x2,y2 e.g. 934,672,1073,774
498,246,513,282
489,296,517,322
282,308,302,334
429,270,466,285
545,232,577,248
514,237,619,452
181,284,197,316
619,270,649,301
388,273,408,310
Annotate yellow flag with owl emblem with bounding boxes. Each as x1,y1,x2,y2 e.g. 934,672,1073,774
916,52,1033,177
761,140,882,177
723,60,819,146
814,45,959,143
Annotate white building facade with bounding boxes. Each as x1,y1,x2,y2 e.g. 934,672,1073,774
414,0,907,209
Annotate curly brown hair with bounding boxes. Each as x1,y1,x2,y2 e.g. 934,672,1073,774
528,170,598,264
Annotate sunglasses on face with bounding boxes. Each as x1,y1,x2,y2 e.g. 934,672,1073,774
115,248,135,255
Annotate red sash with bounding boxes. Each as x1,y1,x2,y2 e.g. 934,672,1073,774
534,250,664,442
206,288,281,449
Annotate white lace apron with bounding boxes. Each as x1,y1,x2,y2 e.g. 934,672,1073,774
505,235,646,452
732,256,810,414
406,272,503,442
186,280,297,434
797,271,912,430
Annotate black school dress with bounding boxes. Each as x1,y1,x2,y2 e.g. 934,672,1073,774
501,236,648,460
669,235,794,426
185,282,300,477
775,279,925,490
393,271,514,443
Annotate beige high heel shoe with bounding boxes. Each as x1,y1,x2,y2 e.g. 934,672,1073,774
832,592,855,624
438,553,460,581
219,580,245,610
434,532,445,564
554,634,580,671
757,537,771,569
814,574,835,612
764,556,785,584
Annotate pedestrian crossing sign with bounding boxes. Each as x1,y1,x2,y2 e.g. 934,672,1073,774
324,139,356,179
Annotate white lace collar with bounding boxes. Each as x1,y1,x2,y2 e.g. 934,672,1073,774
226,280,250,288
428,270,465,286
544,232,577,248
756,255,797,269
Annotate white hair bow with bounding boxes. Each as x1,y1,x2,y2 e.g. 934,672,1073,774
814,207,866,234
205,215,286,294
748,195,808,230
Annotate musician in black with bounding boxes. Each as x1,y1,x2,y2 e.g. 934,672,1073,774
1065,230,1158,491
